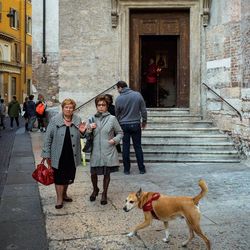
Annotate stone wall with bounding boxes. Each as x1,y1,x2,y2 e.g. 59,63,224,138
59,0,120,109
32,52,59,102
204,0,250,140
32,0,59,103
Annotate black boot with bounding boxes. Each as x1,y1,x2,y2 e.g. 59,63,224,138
101,174,110,205
90,174,99,201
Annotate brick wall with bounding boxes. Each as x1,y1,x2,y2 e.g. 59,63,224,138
205,0,250,141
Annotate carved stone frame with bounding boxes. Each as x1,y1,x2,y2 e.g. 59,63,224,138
116,0,210,114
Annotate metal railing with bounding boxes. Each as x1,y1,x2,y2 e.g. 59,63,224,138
74,83,117,112
202,82,242,121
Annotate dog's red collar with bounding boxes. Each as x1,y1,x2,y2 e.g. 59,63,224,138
142,193,160,220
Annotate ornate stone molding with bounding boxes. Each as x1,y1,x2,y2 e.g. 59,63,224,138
203,0,211,26
0,61,21,74
111,0,119,28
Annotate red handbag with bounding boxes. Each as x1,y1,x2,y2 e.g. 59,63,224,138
32,160,54,186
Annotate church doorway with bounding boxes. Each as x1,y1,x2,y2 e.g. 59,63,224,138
130,10,190,108
141,35,177,107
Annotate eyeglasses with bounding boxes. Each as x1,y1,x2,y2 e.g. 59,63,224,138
97,103,107,107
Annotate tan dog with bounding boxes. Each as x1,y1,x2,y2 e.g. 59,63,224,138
123,179,211,250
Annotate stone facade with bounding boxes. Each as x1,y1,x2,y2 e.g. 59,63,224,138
32,0,250,141
204,0,250,140
32,0,59,102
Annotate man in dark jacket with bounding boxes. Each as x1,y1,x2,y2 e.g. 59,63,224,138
8,96,21,129
115,81,147,175
26,95,36,131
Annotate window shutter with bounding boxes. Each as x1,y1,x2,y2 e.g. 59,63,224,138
9,8,13,27
17,43,20,63
16,11,19,29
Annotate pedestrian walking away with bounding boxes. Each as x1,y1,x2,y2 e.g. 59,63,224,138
36,93,47,132
115,81,147,175
26,95,36,132
41,98,87,209
0,98,6,129
86,95,123,205
8,96,21,129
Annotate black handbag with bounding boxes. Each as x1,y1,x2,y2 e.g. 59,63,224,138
82,132,94,153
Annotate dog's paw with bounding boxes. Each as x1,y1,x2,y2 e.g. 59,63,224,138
127,232,135,237
162,238,170,243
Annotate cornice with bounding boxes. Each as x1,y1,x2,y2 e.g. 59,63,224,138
0,61,21,74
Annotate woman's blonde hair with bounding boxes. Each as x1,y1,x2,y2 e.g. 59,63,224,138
61,98,76,109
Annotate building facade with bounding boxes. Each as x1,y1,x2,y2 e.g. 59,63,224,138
32,0,59,103
33,0,250,139
0,0,32,103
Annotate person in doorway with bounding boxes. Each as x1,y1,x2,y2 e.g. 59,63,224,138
115,81,147,175
87,95,123,205
8,96,21,129
26,95,36,132
0,99,6,129
145,58,158,107
36,94,46,132
41,98,87,209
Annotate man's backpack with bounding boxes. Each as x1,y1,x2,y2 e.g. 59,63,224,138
36,102,45,115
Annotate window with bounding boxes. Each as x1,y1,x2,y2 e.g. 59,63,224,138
26,45,32,64
12,43,20,63
26,16,32,34
0,3,2,23
11,77,16,96
27,79,31,96
9,8,19,29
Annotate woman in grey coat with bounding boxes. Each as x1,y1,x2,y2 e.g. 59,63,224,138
87,95,123,205
41,98,87,209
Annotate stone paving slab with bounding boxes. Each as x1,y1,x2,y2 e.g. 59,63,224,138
31,132,250,250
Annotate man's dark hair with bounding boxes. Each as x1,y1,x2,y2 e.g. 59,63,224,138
0,99,4,103
116,81,128,88
12,96,17,100
29,95,34,100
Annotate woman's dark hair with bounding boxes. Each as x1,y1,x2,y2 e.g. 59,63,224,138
104,94,113,105
116,81,128,88
95,95,109,107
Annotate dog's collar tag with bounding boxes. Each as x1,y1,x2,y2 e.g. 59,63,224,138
142,193,160,219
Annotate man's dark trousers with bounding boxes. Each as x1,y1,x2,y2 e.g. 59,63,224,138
121,123,145,173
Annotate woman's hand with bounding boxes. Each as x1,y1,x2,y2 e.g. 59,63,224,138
90,123,97,129
108,139,116,145
79,121,87,133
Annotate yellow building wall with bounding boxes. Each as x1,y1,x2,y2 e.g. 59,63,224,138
0,0,32,103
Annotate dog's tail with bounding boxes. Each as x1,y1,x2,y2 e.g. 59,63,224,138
193,179,208,205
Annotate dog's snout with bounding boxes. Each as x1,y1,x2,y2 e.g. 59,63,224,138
123,206,128,212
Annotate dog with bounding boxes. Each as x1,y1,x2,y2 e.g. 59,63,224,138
123,179,211,250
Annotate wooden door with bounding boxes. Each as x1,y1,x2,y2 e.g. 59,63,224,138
130,10,190,107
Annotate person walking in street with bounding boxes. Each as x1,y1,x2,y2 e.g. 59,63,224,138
22,97,29,131
41,98,87,209
115,81,147,175
8,96,21,129
87,95,123,205
0,99,6,129
26,95,36,132
36,94,47,132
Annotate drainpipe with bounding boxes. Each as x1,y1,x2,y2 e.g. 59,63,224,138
41,0,47,63
24,0,27,99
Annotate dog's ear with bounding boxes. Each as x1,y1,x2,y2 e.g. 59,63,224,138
136,188,142,198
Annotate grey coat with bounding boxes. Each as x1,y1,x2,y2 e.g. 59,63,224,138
89,112,123,167
41,113,83,169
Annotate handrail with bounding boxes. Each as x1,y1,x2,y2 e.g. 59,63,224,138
202,82,242,121
74,83,117,112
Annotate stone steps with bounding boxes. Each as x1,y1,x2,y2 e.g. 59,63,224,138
84,108,240,163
